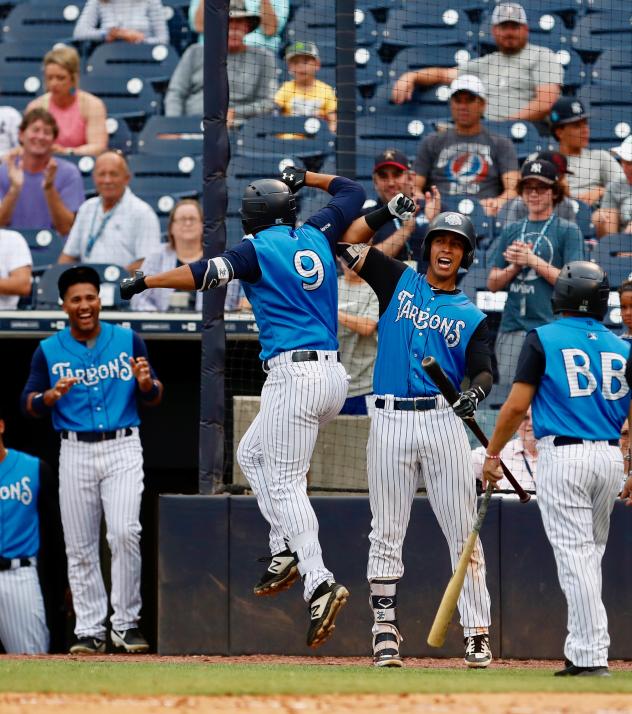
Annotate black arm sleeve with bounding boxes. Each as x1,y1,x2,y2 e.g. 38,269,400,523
513,330,546,385
357,247,407,316
465,319,493,396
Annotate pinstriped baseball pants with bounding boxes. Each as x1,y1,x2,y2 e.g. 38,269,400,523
537,437,623,668
367,401,491,636
237,352,348,601
0,566,49,653
59,431,144,639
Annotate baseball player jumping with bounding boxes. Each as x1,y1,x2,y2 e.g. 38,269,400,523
338,211,494,668
121,168,416,647
22,266,163,655
483,261,632,677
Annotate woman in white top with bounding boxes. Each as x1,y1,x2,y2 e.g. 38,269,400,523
73,0,169,45
131,199,203,311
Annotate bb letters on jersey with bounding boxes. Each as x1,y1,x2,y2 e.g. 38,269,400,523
562,349,629,400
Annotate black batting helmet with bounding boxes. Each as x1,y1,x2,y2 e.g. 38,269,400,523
422,212,476,269
240,178,297,235
552,261,610,320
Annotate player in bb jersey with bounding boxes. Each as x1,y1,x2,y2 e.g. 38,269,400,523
22,266,163,655
120,168,416,647
483,261,632,676
337,211,494,668
0,406,62,653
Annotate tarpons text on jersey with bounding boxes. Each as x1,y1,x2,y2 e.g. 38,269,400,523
395,289,465,347
51,352,134,385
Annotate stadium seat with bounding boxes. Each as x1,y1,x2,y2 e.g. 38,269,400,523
0,73,42,111
582,113,632,150
558,47,587,91
441,196,494,245
79,75,161,130
1,1,79,43
591,234,632,289
590,48,632,83
570,11,632,62
35,262,130,309
379,6,475,61
136,116,204,156
569,199,596,241
19,229,64,272
369,82,452,119
0,40,61,76
127,154,202,197
62,154,96,196
455,259,488,302
355,47,388,99
355,0,404,25
578,82,632,110
479,14,570,54
285,4,379,48
228,155,306,180
85,42,180,93
385,45,476,85
234,115,335,169
105,116,134,154
484,120,545,161
160,0,194,54
355,114,427,163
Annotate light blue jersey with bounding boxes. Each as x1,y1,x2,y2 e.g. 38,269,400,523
40,322,140,432
243,224,339,360
373,270,485,397
533,317,631,440
0,450,40,559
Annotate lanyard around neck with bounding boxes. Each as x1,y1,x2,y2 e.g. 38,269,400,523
519,213,554,255
85,199,120,258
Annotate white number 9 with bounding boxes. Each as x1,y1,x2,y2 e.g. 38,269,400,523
294,250,324,291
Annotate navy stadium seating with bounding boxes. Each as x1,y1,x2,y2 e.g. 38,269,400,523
137,116,204,156
1,1,79,43
127,154,203,198
19,229,64,272
35,262,129,309
591,234,632,289
79,74,161,130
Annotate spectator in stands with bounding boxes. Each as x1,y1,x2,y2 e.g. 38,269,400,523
0,104,21,157
275,41,336,132
498,150,576,227
0,229,32,309
472,409,536,493
592,137,632,238
59,151,160,273
165,0,276,126
337,260,379,416
364,149,440,269
549,97,624,208
73,0,169,45
189,0,288,53
391,2,561,122
26,45,108,157
619,276,632,342
131,199,203,311
413,75,519,217
0,109,84,235
487,159,584,386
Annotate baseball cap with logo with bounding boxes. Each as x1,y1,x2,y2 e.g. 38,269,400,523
549,97,588,127
373,149,410,173
518,159,558,186
449,75,486,100
285,41,320,61
228,0,260,33
491,2,527,25
612,136,632,162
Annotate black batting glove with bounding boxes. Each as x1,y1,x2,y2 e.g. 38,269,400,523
452,386,485,418
120,271,147,300
280,166,307,194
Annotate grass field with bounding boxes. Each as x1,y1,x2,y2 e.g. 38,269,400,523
2,660,632,696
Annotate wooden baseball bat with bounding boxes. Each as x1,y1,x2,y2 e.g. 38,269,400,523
427,483,493,648
421,356,531,504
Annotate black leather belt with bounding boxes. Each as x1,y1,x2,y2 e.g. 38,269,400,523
553,436,619,447
0,557,32,571
375,397,437,411
61,428,133,443
263,350,341,371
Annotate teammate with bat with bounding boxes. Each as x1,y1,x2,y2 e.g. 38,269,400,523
338,211,495,668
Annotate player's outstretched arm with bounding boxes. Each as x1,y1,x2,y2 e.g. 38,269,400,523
342,193,416,245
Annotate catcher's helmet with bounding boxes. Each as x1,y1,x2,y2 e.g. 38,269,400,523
552,261,610,320
240,178,297,235
422,211,476,269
